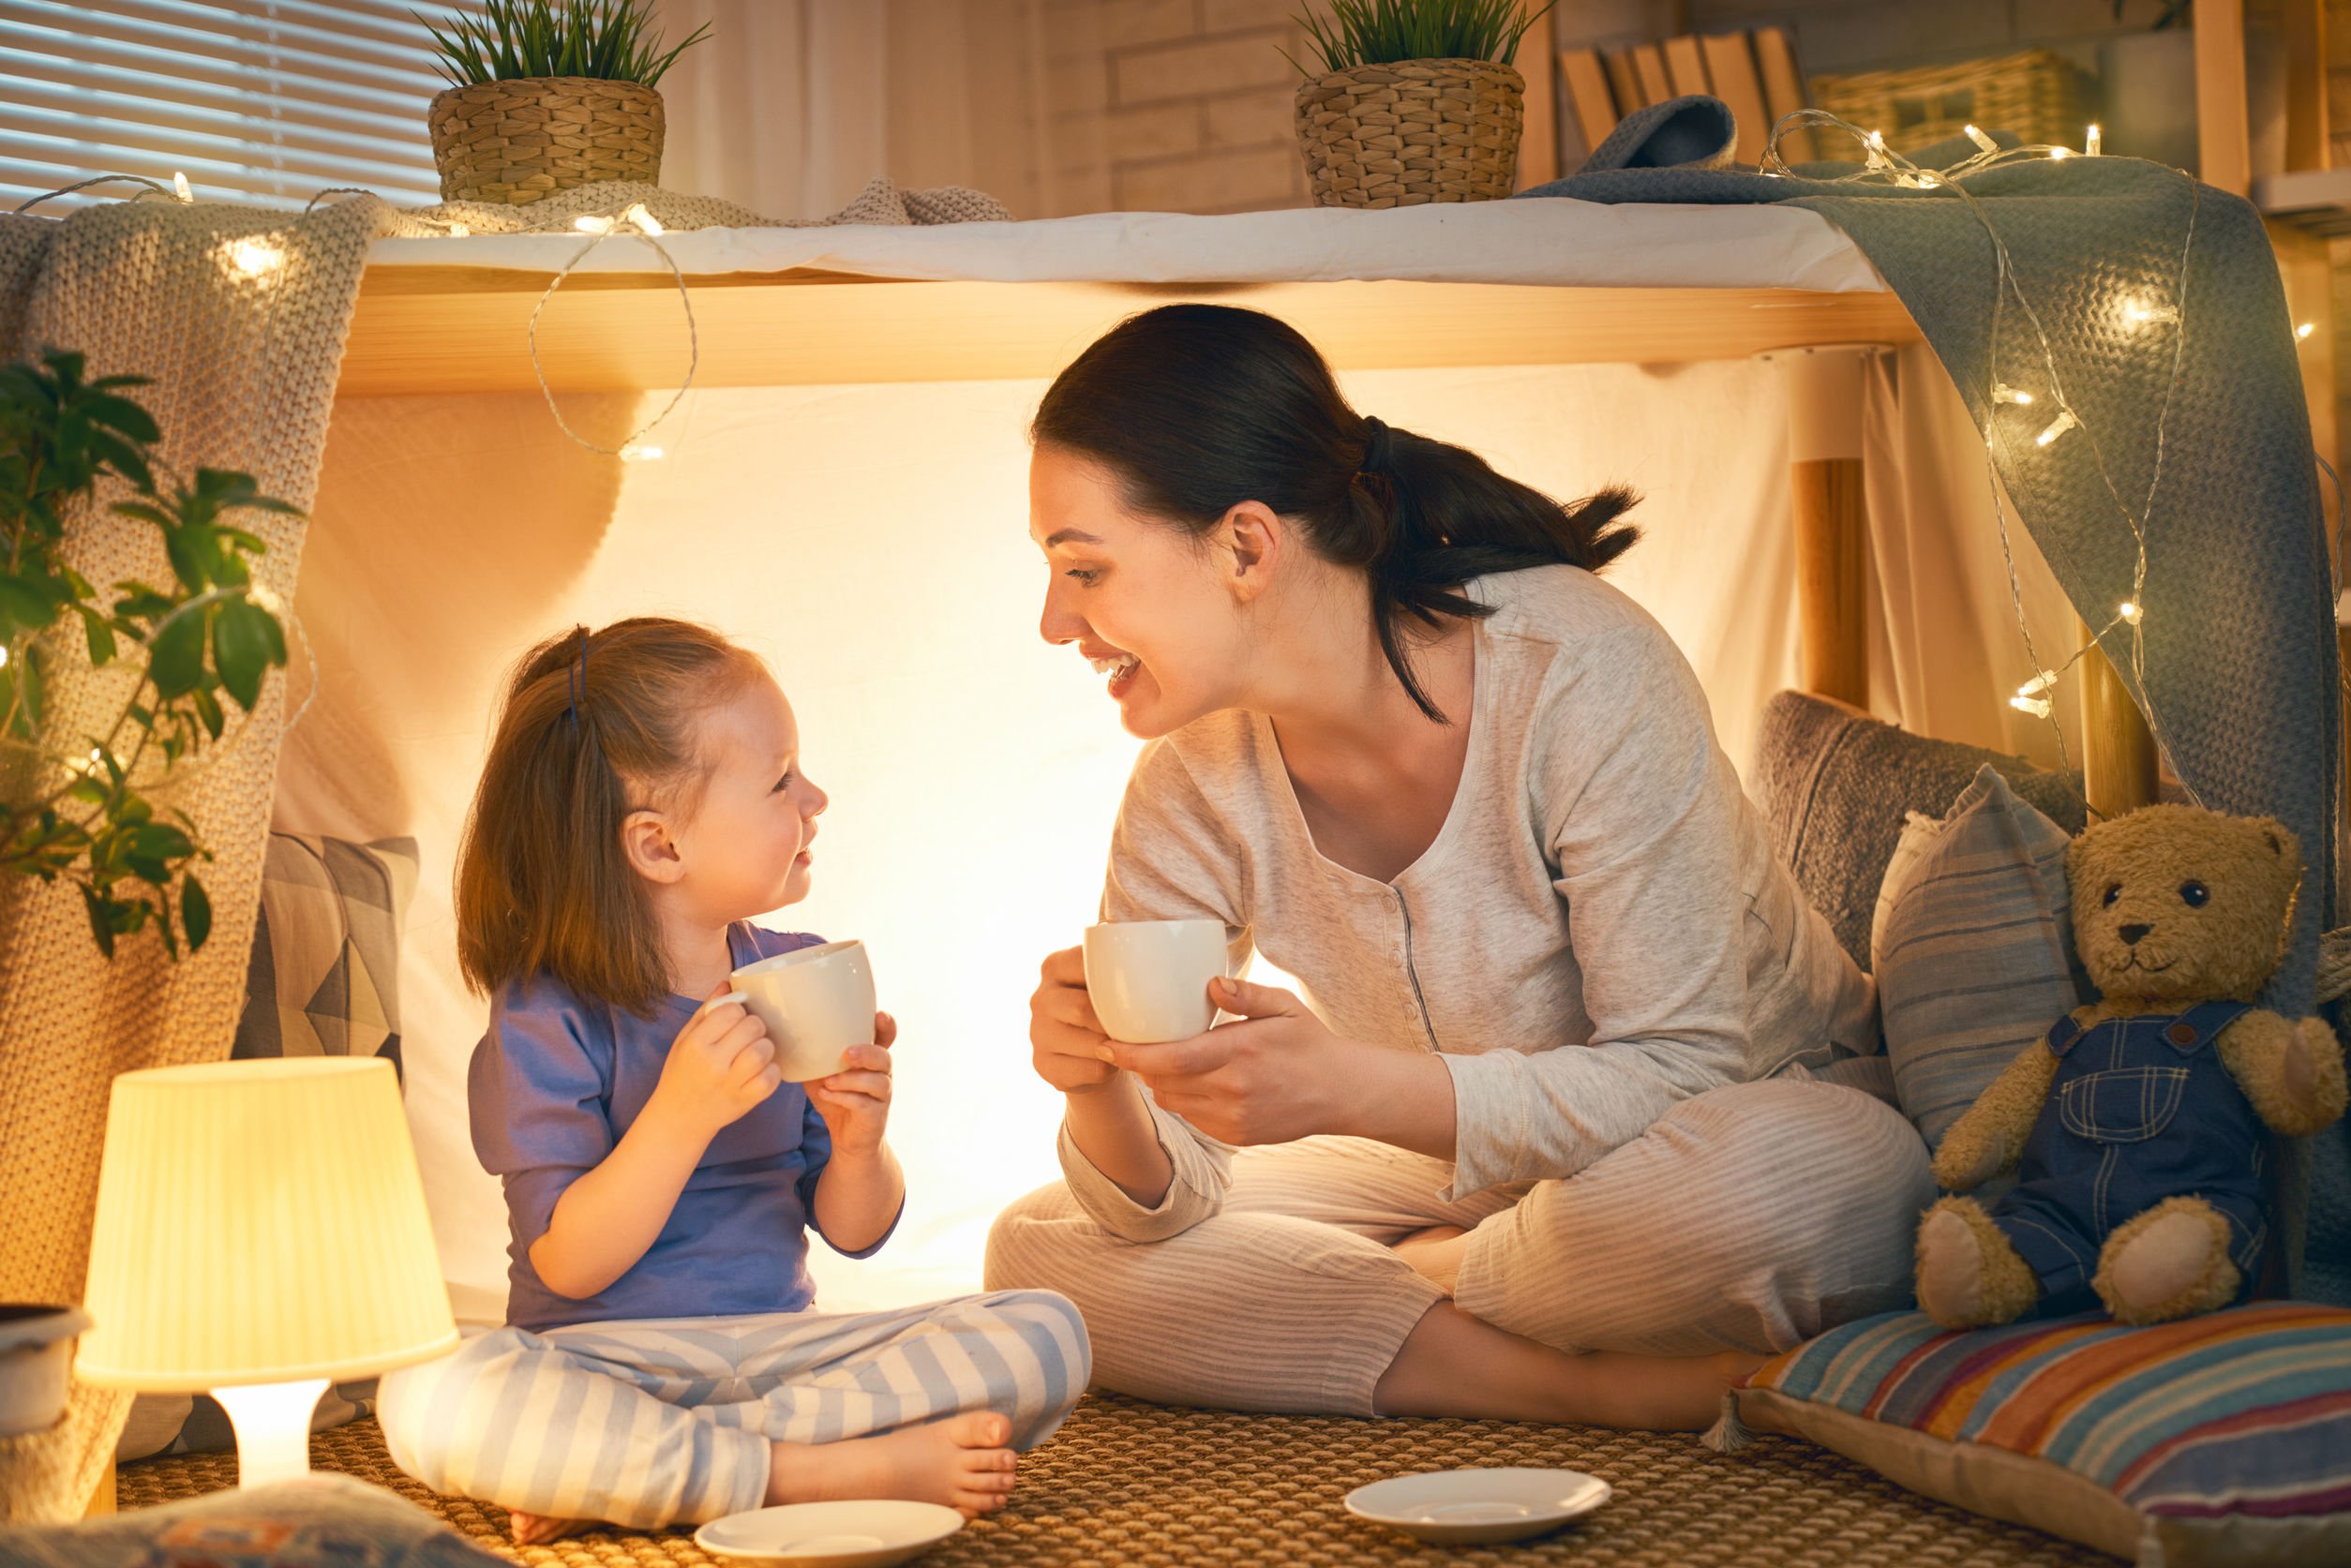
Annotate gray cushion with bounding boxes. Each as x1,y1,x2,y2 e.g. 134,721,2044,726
1748,691,2087,969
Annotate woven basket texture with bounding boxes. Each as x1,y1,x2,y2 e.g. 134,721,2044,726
429,77,666,205
1810,49,2090,157
115,1404,2110,1566
1295,58,1524,208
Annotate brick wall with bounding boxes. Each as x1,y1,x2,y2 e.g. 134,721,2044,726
1041,0,1315,215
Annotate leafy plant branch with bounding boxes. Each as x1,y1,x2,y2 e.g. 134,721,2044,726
2,349,294,958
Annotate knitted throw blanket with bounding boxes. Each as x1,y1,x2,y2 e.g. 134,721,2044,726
0,175,1000,1522
1522,99,2345,1302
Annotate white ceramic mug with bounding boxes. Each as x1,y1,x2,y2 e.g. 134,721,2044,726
718,939,876,1083
1083,919,1229,1044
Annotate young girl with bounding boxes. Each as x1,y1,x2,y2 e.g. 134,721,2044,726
379,619,1089,1544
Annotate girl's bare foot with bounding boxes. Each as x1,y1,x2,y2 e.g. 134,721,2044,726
506,1510,593,1546
768,1411,1018,1519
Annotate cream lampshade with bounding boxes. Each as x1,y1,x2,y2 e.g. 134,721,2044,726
77,1057,457,1487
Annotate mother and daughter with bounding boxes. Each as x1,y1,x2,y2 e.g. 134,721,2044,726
378,304,1931,1541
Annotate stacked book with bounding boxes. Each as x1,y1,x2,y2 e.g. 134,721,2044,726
1558,28,1815,170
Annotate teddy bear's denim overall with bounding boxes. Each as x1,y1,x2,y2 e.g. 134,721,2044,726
1989,1000,2268,1315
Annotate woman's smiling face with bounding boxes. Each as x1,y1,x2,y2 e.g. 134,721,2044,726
1030,442,1249,739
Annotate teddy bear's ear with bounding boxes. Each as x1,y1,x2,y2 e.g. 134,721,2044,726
2254,816,2299,864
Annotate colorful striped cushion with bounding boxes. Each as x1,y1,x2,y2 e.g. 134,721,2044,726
1728,1304,2351,1565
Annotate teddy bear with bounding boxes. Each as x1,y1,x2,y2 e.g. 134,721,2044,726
1914,803,2347,1329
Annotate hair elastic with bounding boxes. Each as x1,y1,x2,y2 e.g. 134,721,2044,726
1357,415,1392,475
565,625,589,729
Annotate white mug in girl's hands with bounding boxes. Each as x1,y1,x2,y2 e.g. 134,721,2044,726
1083,919,1229,1044
720,939,877,1082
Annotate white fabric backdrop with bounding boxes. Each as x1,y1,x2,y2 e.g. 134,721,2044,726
276,353,2064,1324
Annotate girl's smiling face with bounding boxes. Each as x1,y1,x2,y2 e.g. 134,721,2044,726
1031,443,1257,739
664,675,829,918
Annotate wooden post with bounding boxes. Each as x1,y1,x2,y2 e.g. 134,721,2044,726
1515,8,1560,188
2078,618,2161,819
2283,0,2329,173
84,1457,115,1516
1768,347,1873,709
2195,0,2252,195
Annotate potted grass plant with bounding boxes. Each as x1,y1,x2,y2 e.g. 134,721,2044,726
416,0,711,205
1287,0,1554,208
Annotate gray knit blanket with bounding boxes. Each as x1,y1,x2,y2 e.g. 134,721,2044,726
1520,97,2346,1303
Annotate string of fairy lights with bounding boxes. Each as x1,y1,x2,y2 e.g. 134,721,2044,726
9,134,2336,805
1758,107,2329,807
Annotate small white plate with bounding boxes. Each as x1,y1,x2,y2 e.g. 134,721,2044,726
694,1500,965,1567
1344,1467,1612,1546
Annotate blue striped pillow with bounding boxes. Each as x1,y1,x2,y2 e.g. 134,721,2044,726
1725,1305,2351,1566
1872,765,2089,1152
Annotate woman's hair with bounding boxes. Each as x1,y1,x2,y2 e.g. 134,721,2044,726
455,617,768,1014
1031,303,1639,722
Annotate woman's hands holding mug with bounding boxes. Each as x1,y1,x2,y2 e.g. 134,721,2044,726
1100,975,1347,1146
1029,947,1120,1093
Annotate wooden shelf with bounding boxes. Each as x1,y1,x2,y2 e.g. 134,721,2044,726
336,266,1924,397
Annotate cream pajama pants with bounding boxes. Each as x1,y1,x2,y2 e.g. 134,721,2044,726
985,1078,1931,1415
377,1290,1089,1528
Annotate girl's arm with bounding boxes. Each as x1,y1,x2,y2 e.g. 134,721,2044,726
806,1029,906,1255
811,1142,905,1254
531,995,782,1299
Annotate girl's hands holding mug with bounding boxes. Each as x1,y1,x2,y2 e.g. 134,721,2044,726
1029,947,1119,1093
652,986,782,1142
809,1011,896,1157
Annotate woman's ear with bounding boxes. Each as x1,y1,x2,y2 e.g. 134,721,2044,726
1219,500,1282,604
621,808,686,884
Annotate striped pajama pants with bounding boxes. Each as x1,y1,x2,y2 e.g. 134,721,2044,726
376,1290,1089,1529
986,1078,1930,1416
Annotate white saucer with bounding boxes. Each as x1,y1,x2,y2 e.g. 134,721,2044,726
694,1501,965,1567
1344,1467,1612,1545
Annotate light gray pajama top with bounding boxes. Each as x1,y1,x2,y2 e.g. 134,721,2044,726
1062,563,1879,1232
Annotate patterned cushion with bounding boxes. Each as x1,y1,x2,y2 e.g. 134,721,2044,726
1873,765,2089,1154
116,833,418,1465
1727,1305,2351,1566
1748,691,2088,968
5,1472,500,1566
233,833,418,1075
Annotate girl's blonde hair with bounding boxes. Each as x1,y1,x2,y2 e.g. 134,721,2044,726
456,618,767,1013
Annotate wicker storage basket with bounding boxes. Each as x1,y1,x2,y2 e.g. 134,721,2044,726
427,76,665,205
1294,58,1524,208
1809,48,2090,157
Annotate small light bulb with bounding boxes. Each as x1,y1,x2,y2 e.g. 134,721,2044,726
247,583,285,615
172,171,192,202
2123,301,2179,325
619,443,665,462
446,221,470,237
2085,123,2102,157
1964,124,1997,155
2297,321,2316,340
1993,382,2034,406
2016,670,2058,697
2118,600,2143,625
0,644,9,667
2034,410,2078,448
574,215,614,234
622,202,663,236
2010,694,2053,718
2049,146,2071,160
1914,172,1939,189
224,236,285,277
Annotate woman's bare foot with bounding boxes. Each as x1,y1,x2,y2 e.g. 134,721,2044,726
1391,1225,1469,1295
768,1411,1018,1519
506,1511,593,1546
1374,1301,1767,1429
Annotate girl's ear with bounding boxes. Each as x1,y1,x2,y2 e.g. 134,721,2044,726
621,808,685,884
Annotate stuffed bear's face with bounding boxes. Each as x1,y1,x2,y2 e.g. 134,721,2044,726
2066,804,2300,1004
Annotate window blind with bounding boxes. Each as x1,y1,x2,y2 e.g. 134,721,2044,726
0,0,484,212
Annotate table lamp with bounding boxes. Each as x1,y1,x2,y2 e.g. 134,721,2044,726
76,1057,457,1487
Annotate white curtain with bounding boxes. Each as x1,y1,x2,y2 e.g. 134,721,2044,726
651,0,1094,220
277,354,2070,1323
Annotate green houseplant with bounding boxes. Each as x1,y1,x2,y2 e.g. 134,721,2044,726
415,0,712,205
1,350,293,958
1287,0,1555,208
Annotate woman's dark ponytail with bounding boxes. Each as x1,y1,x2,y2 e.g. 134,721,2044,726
1033,304,1638,722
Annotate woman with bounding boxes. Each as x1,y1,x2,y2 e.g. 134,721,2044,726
984,305,1931,1429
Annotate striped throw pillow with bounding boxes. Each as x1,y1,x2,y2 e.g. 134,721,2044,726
1873,764,2089,1153
1724,1305,2351,1566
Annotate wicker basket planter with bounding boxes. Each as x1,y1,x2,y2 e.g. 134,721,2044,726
1294,58,1524,208
1809,49,2089,158
427,76,665,205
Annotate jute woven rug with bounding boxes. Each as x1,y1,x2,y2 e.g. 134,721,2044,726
116,1400,2109,1566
